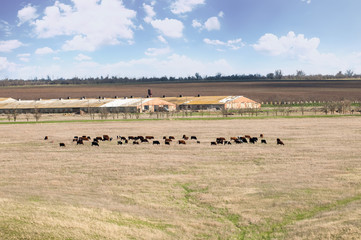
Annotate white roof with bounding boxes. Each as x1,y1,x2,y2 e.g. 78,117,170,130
100,98,152,107
219,96,242,104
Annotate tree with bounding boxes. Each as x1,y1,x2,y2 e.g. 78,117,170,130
296,70,306,79
33,107,42,121
266,73,274,79
345,69,354,78
335,71,344,78
194,73,202,80
275,69,283,79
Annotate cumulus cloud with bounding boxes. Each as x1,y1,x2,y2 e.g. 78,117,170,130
35,47,55,55
145,47,171,56
143,3,156,23
31,0,136,51
0,40,24,52
171,0,205,15
75,53,92,61
204,38,244,50
204,16,220,31
192,13,222,31
17,53,31,62
151,18,184,38
0,57,16,71
17,4,38,26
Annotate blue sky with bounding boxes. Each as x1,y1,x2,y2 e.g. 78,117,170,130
1,0,361,79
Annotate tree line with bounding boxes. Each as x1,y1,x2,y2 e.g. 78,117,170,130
0,70,360,87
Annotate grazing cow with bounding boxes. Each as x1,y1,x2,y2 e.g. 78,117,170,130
163,136,167,139
93,138,99,143
169,136,175,140
249,138,256,144
235,140,242,144
91,141,99,146
153,140,160,145
77,139,84,145
224,141,231,145
251,137,258,143
261,139,267,144
245,135,251,139
211,142,217,145
133,141,139,145
103,135,110,141
73,138,78,142
240,137,248,143
165,138,172,142
216,137,226,144
146,136,154,140
260,134,264,138
178,140,186,145
44,136,48,140
197,141,200,144
124,139,128,144
59,143,65,147
121,137,127,141
74,136,78,139
117,141,123,145
141,139,149,143
277,138,284,145
165,141,170,145
95,137,103,141
191,136,197,140
230,137,238,141
183,136,189,140
128,136,135,140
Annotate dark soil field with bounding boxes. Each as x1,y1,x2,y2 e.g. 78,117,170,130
1,80,361,102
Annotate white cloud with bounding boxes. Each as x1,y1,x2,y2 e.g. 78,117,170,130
143,3,156,23
17,53,31,62
171,0,205,15
204,38,244,50
204,16,220,31
31,0,136,51
253,31,320,58
302,0,311,3
0,57,16,71
151,18,184,38
0,40,24,52
0,20,11,37
158,35,168,44
35,47,55,55
17,4,38,26
145,47,171,56
192,19,202,28
75,53,92,61
218,11,224,18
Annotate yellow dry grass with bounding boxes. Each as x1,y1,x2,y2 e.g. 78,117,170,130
0,117,361,239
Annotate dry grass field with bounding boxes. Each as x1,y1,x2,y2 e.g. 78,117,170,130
1,117,361,239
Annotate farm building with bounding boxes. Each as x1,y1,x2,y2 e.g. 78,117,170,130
0,97,176,114
100,98,176,113
163,96,260,111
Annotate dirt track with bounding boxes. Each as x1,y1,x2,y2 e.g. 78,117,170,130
1,80,361,101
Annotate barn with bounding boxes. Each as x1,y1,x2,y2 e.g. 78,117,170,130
163,96,260,111
100,98,176,113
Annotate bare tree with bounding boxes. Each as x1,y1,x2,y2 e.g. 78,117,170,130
275,69,283,79
99,108,109,119
33,107,42,121
345,69,354,78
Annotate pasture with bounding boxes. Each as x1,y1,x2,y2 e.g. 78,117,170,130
0,117,361,239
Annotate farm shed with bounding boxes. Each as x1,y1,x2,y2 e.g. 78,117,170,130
100,98,176,113
0,98,113,114
163,96,261,111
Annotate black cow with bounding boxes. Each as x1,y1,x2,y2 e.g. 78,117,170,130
59,143,65,147
153,140,160,145
44,136,48,140
77,139,84,145
91,141,99,146
211,142,217,145
277,138,284,145
191,136,197,140
165,141,170,145
141,139,149,143
261,139,267,144
117,141,123,145
133,141,139,145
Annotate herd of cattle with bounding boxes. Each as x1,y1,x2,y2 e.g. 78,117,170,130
45,134,285,147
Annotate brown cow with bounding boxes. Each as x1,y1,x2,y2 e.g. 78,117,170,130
103,135,110,141
230,137,238,141
277,138,284,145
44,136,48,140
178,140,186,144
169,136,175,140
146,136,154,139
245,135,251,139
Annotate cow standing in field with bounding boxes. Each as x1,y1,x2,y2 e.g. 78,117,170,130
92,141,99,146
59,143,65,147
191,136,197,140
44,136,48,140
153,140,160,145
277,138,284,145
178,140,186,145
77,139,84,145
261,139,267,144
